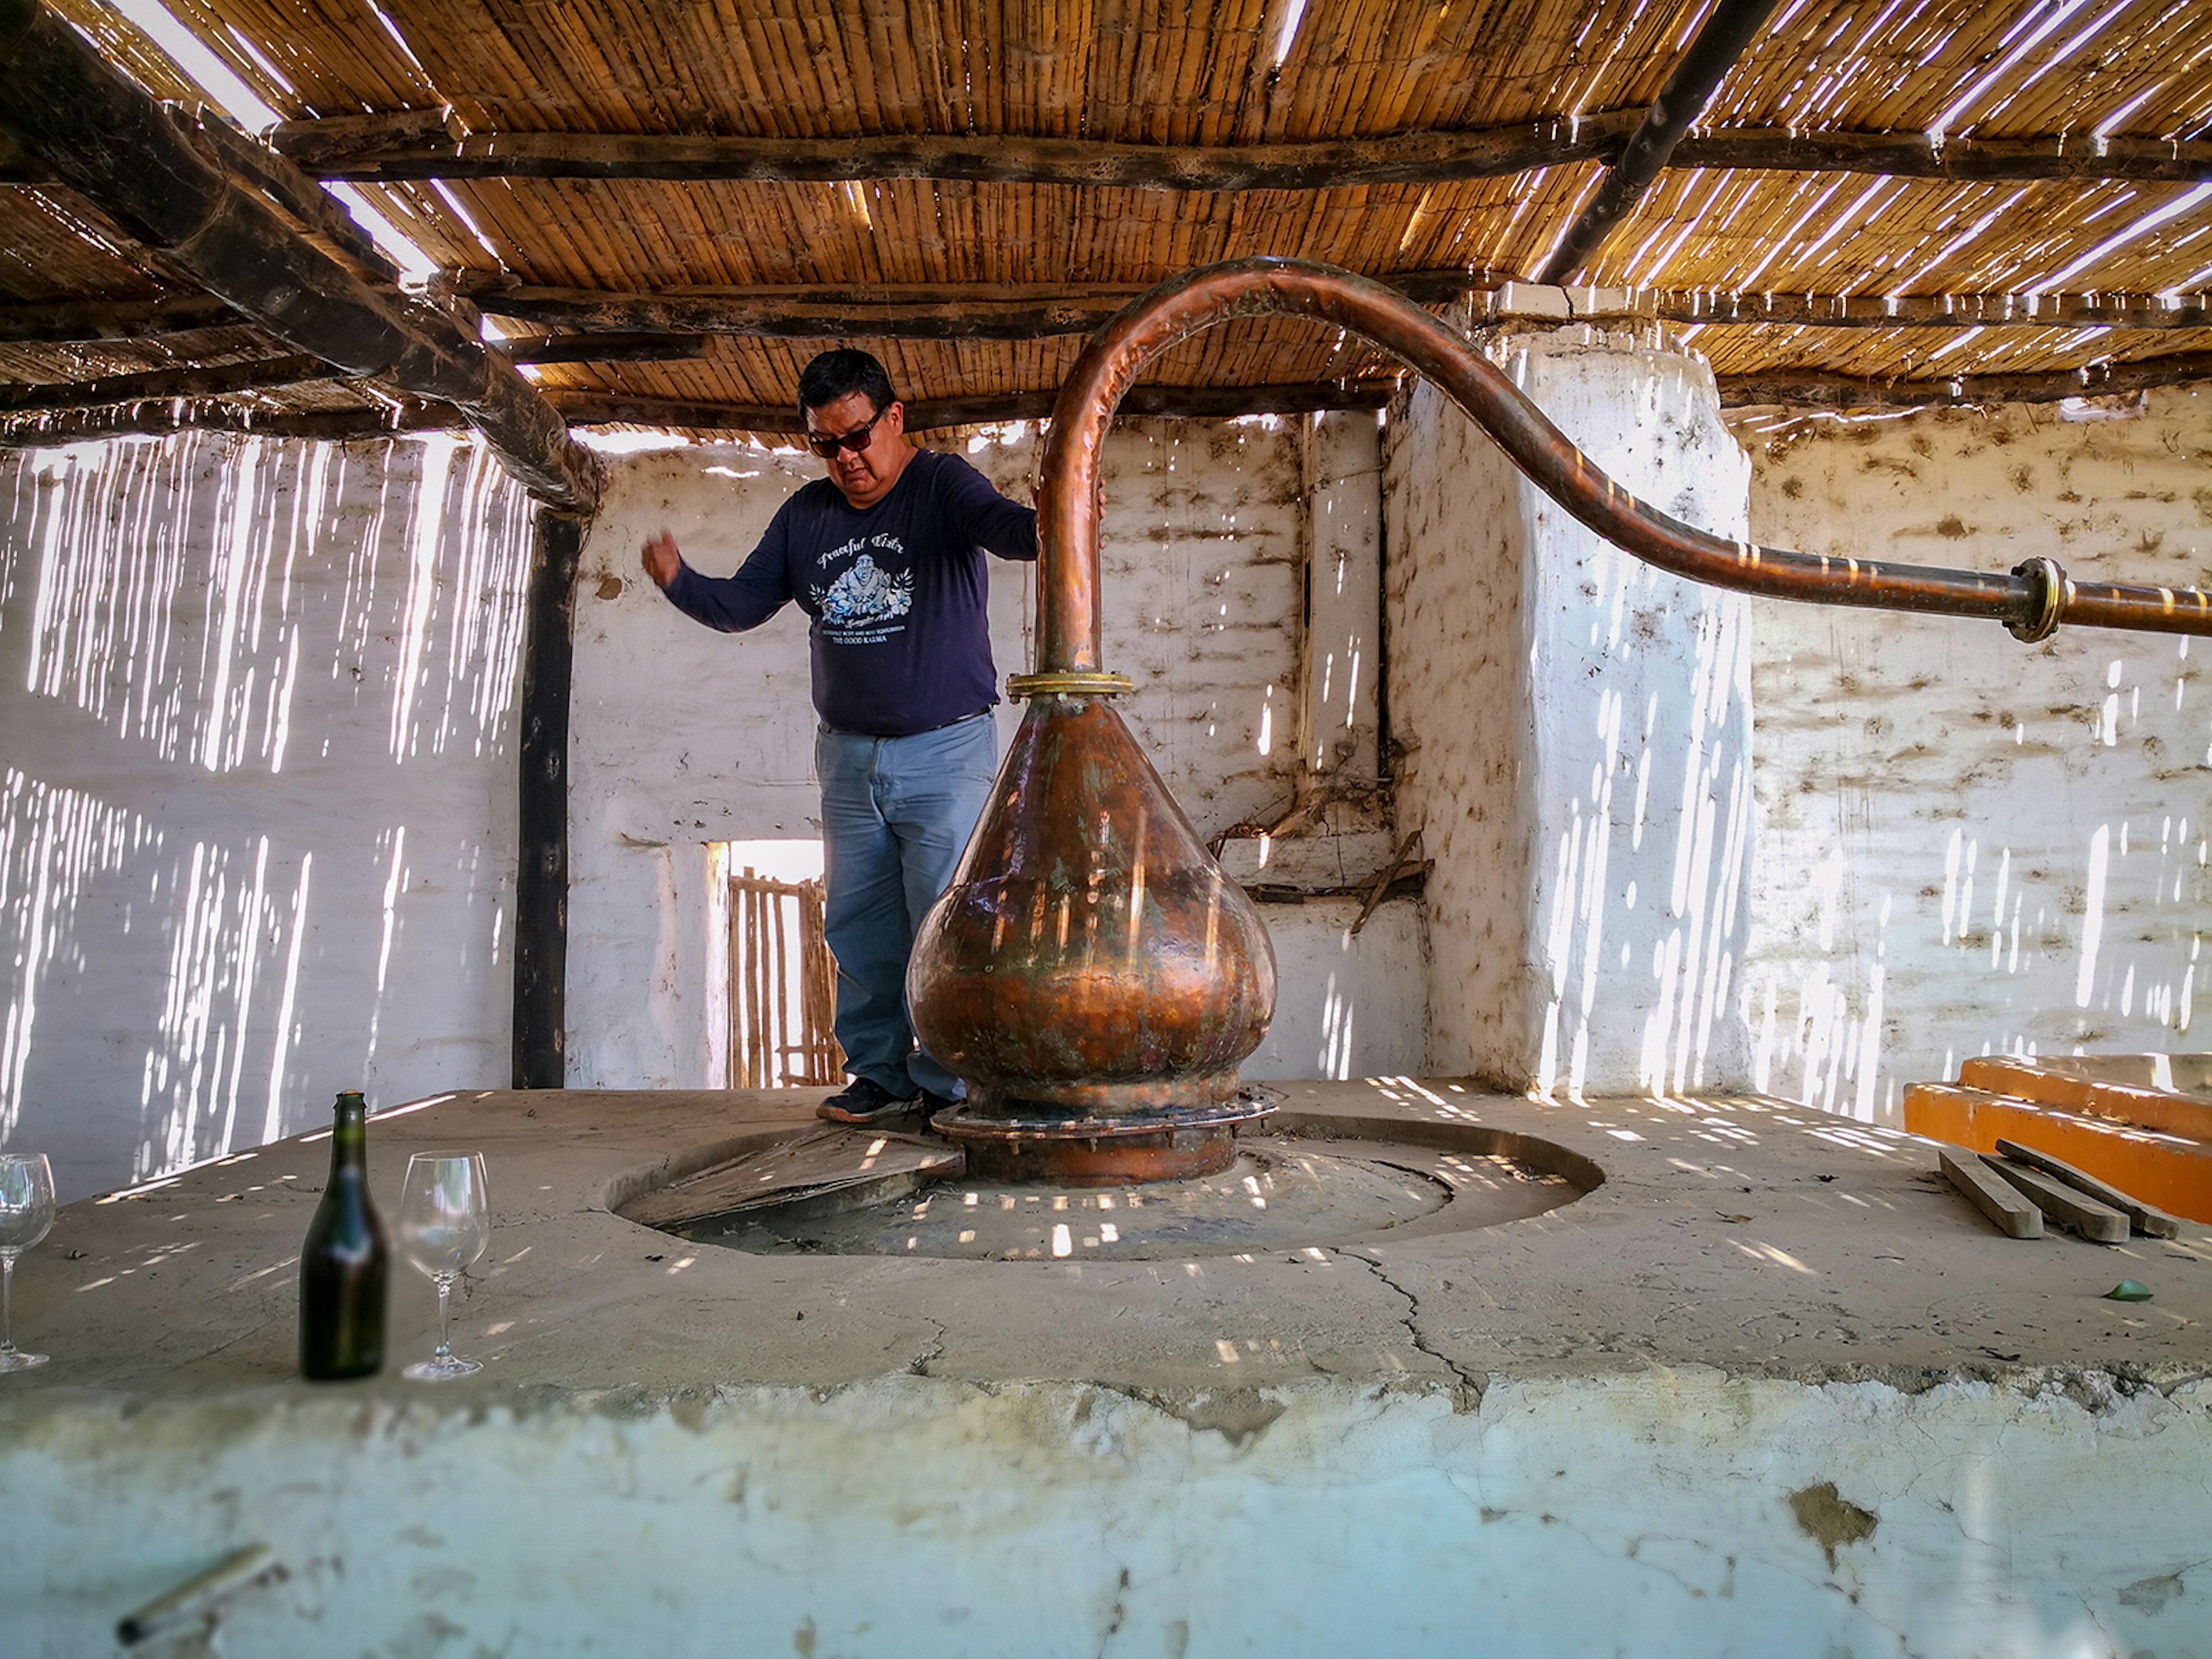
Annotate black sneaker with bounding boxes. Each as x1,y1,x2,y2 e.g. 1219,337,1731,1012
816,1077,923,1124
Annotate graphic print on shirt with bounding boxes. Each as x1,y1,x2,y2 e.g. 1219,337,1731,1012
810,534,913,646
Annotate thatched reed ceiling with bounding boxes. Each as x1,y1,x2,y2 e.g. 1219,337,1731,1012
5,0,2212,437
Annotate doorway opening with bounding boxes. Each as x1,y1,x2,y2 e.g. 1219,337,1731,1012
718,840,843,1089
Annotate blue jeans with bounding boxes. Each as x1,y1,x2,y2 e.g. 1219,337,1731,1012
815,713,998,1099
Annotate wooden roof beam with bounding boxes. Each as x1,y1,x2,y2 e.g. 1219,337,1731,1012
12,282,2198,362
458,278,2212,339
503,332,709,365
460,268,1501,338
272,113,1633,190
255,112,2212,191
554,380,1398,435
0,293,243,343
1535,0,1786,284
0,353,340,412
0,398,456,448
0,0,598,510
1721,352,2212,410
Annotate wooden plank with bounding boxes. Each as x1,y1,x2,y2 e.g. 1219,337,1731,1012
259,112,2212,191
1672,127,2212,185
1980,1155,2131,1244
1994,1139,2184,1240
1937,1147,2043,1238
771,888,791,1085
1904,1083,2212,1224
622,1130,959,1230
266,107,465,171
738,876,756,1097
0,400,459,448
467,268,1503,336
172,106,398,283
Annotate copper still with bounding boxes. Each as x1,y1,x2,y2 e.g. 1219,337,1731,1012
910,256,2212,1186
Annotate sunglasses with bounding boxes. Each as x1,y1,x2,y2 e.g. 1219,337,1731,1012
805,403,891,459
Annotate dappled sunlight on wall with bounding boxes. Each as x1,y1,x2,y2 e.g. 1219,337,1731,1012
0,431,535,1199
1533,555,1757,1105
1739,391,2212,1124
1388,335,1756,1095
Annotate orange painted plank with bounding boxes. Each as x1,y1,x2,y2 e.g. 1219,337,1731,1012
1903,1084,2212,1226
1960,1057,2212,1143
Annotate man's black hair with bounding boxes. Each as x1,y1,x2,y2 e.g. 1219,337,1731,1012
797,349,897,419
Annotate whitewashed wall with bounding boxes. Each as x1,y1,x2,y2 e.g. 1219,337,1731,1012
567,418,1426,1092
1387,329,1756,1097
1736,388,2212,1123
0,433,535,1199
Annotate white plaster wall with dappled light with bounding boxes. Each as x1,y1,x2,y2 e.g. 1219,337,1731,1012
0,431,535,1200
1387,327,1757,1098
1737,387,2212,1124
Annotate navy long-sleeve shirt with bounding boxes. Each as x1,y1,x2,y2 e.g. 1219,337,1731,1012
662,448,1038,737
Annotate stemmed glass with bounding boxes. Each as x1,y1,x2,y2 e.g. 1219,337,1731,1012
0,1153,56,1372
396,1152,490,1381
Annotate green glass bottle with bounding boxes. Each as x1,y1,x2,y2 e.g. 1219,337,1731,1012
298,1089,389,1380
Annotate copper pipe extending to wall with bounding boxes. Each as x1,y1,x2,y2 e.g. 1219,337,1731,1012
1027,257,2212,679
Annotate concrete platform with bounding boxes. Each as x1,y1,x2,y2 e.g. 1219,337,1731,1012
4,1081,2210,1657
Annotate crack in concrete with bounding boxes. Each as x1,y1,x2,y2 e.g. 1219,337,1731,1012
1331,1247,1486,1411
907,1314,946,1377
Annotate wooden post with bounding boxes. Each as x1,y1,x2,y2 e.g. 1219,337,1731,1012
513,508,584,1089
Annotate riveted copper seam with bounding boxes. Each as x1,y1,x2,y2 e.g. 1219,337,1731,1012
1033,256,2212,668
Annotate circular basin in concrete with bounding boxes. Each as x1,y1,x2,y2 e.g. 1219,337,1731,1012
616,1112,1601,1261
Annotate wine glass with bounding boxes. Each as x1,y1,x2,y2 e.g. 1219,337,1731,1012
396,1152,490,1382
0,1153,56,1372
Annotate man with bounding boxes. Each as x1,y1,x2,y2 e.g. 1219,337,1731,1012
642,349,1037,1123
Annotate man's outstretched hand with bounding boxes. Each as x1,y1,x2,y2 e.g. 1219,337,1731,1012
641,530,681,589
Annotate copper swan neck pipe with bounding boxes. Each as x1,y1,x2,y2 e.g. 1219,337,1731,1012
1030,257,2212,676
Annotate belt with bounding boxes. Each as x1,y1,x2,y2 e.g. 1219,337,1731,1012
819,708,992,740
